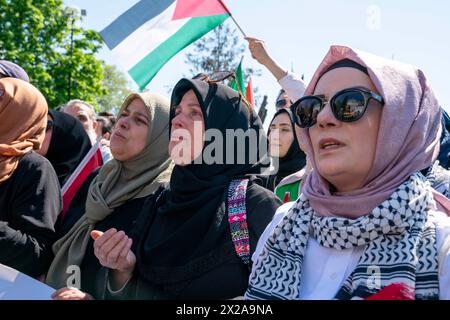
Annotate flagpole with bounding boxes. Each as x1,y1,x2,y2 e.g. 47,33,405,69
229,15,246,37
216,0,247,37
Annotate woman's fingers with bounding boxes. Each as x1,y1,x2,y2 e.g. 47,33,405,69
51,287,91,300
118,238,133,261
106,236,129,266
98,231,125,258
93,228,117,251
51,287,71,299
91,230,103,241
245,37,264,48
116,238,135,272
117,238,134,269
93,228,118,262
91,228,134,270
244,36,261,42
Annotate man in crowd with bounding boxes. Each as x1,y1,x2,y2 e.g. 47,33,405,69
63,99,111,162
63,100,98,144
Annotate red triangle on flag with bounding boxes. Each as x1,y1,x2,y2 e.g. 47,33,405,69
172,0,230,20
283,191,291,203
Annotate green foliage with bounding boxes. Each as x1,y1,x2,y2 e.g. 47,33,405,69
97,65,132,114
0,0,107,109
185,21,260,88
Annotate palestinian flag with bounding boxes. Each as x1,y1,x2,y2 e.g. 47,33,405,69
60,141,103,220
245,76,254,106
230,59,255,106
230,59,245,94
100,0,231,90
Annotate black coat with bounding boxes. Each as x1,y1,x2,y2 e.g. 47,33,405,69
55,167,151,298
97,178,281,300
95,78,282,300
0,151,60,278
55,170,99,238
81,197,149,298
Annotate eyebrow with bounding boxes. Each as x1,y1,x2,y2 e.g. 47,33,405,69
136,112,149,121
124,107,149,121
351,85,371,91
316,86,372,99
175,103,202,110
270,123,291,127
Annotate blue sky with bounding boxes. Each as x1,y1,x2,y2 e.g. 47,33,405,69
64,0,450,122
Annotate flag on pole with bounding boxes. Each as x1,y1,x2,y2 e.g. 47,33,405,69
230,59,254,107
230,59,245,94
60,141,103,220
100,0,231,90
245,76,254,106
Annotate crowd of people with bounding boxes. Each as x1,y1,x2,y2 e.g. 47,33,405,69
1,37,450,300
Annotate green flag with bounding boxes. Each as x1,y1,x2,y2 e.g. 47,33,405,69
230,59,245,94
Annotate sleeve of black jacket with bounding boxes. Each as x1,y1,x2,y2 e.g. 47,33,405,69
0,152,61,278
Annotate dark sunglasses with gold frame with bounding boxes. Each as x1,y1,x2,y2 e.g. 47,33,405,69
192,71,252,111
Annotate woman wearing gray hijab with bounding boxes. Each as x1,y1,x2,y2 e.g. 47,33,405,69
46,92,173,299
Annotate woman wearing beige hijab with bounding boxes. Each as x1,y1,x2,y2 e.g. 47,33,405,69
0,78,60,278
46,92,173,299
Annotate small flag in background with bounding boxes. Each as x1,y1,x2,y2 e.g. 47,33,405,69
230,59,245,94
283,192,291,204
60,141,103,220
245,76,254,106
100,0,230,90
230,59,255,107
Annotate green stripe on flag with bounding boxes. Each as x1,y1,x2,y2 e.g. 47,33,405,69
230,59,245,94
129,14,229,90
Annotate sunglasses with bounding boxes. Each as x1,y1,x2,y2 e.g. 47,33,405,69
193,71,236,82
275,99,292,109
46,119,54,132
192,71,251,110
291,87,384,128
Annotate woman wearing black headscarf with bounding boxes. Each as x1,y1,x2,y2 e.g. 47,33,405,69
37,110,94,237
92,78,282,300
261,108,307,202
38,110,92,187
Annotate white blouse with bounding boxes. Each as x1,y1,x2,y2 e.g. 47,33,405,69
252,202,450,300
278,72,306,102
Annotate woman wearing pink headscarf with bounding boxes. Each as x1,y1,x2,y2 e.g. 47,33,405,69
246,45,450,300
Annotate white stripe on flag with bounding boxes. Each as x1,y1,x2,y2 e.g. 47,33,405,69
61,141,101,196
111,2,189,71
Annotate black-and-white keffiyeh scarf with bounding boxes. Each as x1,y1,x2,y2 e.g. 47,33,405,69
245,173,440,300
426,160,450,198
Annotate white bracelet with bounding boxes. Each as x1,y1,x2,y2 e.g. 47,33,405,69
106,270,133,295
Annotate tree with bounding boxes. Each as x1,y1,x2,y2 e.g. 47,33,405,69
96,65,132,114
0,0,105,109
185,21,260,104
